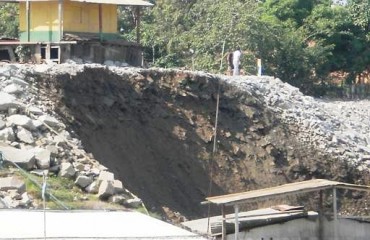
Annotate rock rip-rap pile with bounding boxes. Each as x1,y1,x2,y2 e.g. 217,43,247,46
0,63,142,209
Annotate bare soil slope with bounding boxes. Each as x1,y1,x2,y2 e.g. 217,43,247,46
33,67,368,220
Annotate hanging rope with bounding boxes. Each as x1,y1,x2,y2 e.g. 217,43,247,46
2,156,70,210
206,40,225,236
206,80,221,236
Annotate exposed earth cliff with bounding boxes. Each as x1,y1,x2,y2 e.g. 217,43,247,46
0,63,369,221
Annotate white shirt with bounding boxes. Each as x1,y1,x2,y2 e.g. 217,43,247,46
233,50,241,65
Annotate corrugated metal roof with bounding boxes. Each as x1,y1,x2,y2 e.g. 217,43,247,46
70,0,153,6
0,0,153,6
205,179,370,206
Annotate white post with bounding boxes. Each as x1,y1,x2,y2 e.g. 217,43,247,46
257,58,262,76
333,187,338,240
42,171,47,240
234,204,239,240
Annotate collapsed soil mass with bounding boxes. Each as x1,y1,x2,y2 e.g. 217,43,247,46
33,67,369,220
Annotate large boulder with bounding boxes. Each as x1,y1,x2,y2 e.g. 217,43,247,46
0,176,26,193
6,114,35,130
31,147,51,169
59,162,76,178
85,181,99,194
113,179,125,194
3,84,24,95
98,180,115,200
98,171,114,182
75,175,93,188
26,106,44,116
0,92,23,111
0,145,35,170
16,126,34,144
0,127,15,141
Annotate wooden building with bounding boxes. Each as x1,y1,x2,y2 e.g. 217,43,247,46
0,0,152,65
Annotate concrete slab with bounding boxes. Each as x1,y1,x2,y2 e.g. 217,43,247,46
0,209,206,239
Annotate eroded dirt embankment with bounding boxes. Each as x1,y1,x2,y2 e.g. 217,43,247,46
32,66,369,220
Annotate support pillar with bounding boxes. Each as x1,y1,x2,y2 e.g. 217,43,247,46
318,190,324,240
222,205,226,240
99,4,103,41
26,0,30,42
234,204,239,240
58,0,64,41
135,6,141,44
333,187,338,240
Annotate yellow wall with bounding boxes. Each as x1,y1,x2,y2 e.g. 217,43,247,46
19,0,118,41
64,2,117,33
20,1,59,32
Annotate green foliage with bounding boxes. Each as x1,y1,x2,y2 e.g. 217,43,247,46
138,0,370,95
0,3,19,38
17,170,82,209
0,0,369,95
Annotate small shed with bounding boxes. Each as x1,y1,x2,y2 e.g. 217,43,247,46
0,0,153,65
201,179,370,240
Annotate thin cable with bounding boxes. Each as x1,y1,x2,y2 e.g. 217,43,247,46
8,160,70,210
206,41,225,236
206,80,221,236
43,171,47,240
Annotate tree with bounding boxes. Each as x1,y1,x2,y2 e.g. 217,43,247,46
304,3,370,84
261,0,331,28
140,0,197,67
0,3,19,38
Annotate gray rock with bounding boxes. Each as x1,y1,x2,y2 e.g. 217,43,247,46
73,162,85,171
0,67,11,77
0,92,23,111
16,126,34,144
0,127,15,141
75,175,93,188
27,106,44,115
9,76,28,87
85,181,99,194
3,84,23,94
0,176,26,193
45,145,58,157
113,180,125,194
98,180,115,200
19,192,32,207
38,115,65,130
6,114,35,130
98,171,114,182
0,119,5,130
59,162,76,178
0,198,8,208
8,107,18,115
32,147,51,169
8,189,22,200
124,198,142,208
0,145,35,170
32,119,44,129
109,195,126,204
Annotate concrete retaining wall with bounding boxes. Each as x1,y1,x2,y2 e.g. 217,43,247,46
226,217,370,240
